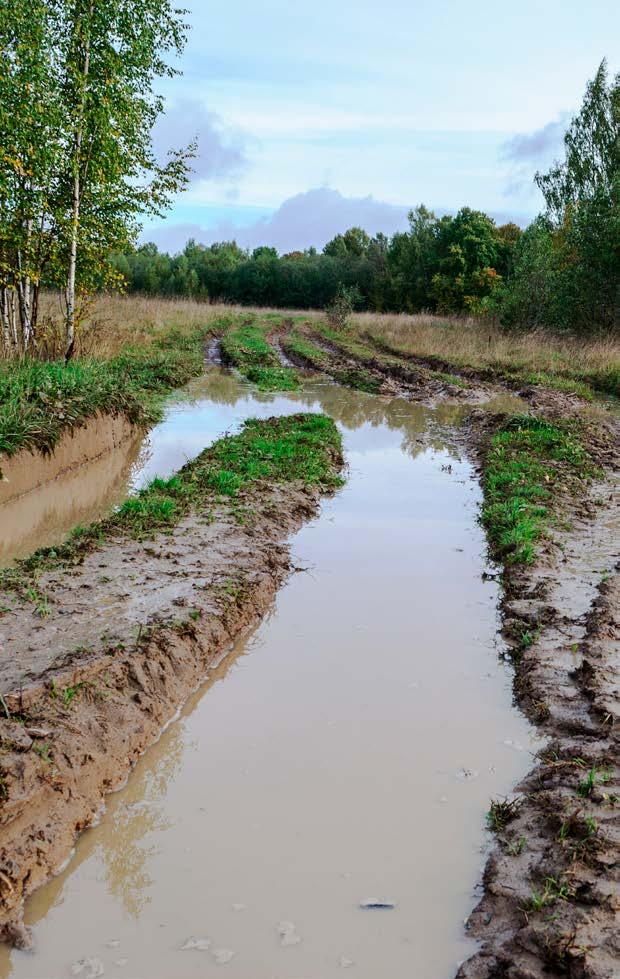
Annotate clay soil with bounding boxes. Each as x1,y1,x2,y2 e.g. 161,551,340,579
0,327,618,976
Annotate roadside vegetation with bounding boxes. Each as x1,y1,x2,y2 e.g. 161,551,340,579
109,64,618,341
1,1,193,359
2,298,616,474
220,318,299,390
0,325,212,464
357,313,620,398
480,415,595,565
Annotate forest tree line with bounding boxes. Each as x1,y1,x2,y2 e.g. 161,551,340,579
1,0,617,359
113,61,620,335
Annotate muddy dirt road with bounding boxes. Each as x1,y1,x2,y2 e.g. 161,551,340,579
0,374,536,978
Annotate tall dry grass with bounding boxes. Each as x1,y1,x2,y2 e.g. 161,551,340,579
9,294,618,392
355,311,620,380
31,292,236,359
30,294,319,360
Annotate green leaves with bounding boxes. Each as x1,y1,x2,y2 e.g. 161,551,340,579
0,0,193,351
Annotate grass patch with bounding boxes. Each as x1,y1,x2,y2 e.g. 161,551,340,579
220,319,300,391
481,414,593,565
283,328,382,393
220,320,276,369
0,413,344,593
358,313,620,399
314,322,379,364
245,366,299,391
432,370,470,389
523,876,573,913
487,797,521,832
0,326,212,468
577,765,611,798
519,371,594,401
282,331,329,369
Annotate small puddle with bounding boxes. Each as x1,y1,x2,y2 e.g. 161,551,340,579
0,373,536,978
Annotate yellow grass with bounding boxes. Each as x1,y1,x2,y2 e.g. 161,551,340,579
17,295,620,396
353,311,620,387
34,292,235,359
32,293,323,359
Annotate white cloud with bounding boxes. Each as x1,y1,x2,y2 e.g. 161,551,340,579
144,188,410,253
152,98,248,181
142,187,530,254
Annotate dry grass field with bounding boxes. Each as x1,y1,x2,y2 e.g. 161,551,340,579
6,293,619,397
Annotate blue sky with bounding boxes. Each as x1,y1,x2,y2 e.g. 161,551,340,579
143,0,619,253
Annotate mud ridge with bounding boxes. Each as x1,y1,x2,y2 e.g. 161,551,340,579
0,469,341,947
363,333,595,415
302,327,494,404
455,413,620,979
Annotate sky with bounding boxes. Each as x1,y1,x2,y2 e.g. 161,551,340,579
142,0,620,254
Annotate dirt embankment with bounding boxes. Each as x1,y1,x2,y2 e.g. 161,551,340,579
455,413,619,979
0,414,137,505
0,442,343,947
0,417,144,568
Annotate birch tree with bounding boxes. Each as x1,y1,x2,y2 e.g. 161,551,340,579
0,0,193,357
55,0,194,359
0,0,63,352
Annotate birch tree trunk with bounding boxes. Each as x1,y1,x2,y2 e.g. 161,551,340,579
9,290,18,350
0,286,12,355
65,2,93,362
16,217,34,352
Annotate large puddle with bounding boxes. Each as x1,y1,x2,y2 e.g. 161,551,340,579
0,372,536,978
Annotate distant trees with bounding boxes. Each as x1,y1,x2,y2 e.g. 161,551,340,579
5,35,612,343
0,0,192,357
114,206,519,317
114,62,615,337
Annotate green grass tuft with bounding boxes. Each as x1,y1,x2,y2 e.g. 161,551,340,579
220,320,300,391
281,331,329,369
481,414,593,565
245,366,299,391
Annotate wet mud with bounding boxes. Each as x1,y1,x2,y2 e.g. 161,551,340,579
456,419,620,979
0,377,536,978
0,327,618,978
0,416,141,567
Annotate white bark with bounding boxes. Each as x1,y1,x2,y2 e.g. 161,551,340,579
9,289,18,350
0,286,12,354
16,220,34,353
65,4,93,361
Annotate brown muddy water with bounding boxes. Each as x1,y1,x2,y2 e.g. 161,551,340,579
0,426,143,567
0,373,536,978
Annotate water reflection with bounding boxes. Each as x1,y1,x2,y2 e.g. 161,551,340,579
133,370,469,490
0,432,143,567
1,368,510,565
14,639,251,948
2,373,536,979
